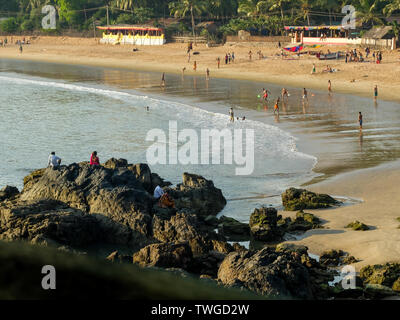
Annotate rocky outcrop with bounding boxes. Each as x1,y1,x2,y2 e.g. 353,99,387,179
0,186,19,202
152,212,226,255
360,263,400,292
218,247,314,299
217,216,250,241
133,242,193,269
345,221,370,231
168,173,226,217
249,207,284,242
319,249,359,267
281,188,339,211
0,199,137,248
20,162,154,240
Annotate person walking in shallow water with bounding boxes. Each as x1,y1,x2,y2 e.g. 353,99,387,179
328,80,332,93
358,112,363,130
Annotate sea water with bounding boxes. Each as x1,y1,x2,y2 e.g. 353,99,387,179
1,59,400,222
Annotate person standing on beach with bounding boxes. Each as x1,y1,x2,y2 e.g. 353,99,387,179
161,73,165,87
281,88,289,101
311,63,316,75
303,88,308,102
48,152,61,169
217,57,220,69
374,85,378,100
358,112,363,130
19,44,23,54
206,68,210,80
231,52,235,63
274,98,280,115
229,107,234,123
248,50,252,61
187,51,191,63
193,61,197,71
328,80,332,93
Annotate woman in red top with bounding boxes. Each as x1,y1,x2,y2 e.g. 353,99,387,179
90,151,100,166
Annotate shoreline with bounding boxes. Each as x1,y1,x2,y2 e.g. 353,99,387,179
282,159,400,269
2,40,400,269
1,37,400,103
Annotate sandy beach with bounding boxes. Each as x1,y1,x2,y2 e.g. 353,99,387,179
282,161,400,269
1,35,400,102
1,35,400,270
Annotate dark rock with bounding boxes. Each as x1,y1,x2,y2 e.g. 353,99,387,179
169,173,226,217
360,263,400,288
281,188,339,211
217,247,314,299
276,243,309,256
0,199,136,248
0,186,19,202
345,221,369,231
249,207,283,242
152,213,222,255
103,158,128,169
106,250,132,264
364,284,397,299
287,211,322,232
133,242,193,269
190,251,227,277
204,215,219,227
20,161,155,245
320,249,344,267
151,173,172,189
218,216,250,241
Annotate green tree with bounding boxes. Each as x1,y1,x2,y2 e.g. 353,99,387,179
237,0,269,17
354,0,384,27
169,0,207,40
267,0,292,19
383,0,400,16
1,17,19,33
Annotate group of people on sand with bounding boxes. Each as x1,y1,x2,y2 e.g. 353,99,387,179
47,151,100,169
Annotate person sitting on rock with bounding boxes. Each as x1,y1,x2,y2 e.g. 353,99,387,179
159,192,175,208
90,151,100,166
153,185,165,199
48,152,61,169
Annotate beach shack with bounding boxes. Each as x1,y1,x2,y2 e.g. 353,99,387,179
285,25,396,49
97,25,166,45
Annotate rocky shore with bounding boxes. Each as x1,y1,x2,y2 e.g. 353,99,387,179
0,158,399,300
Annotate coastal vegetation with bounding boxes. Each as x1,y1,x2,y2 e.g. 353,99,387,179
0,0,400,38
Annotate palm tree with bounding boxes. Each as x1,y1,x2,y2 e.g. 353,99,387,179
354,0,384,27
315,0,339,25
237,0,269,17
169,0,208,42
383,0,400,17
299,0,313,26
114,0,135,10
267,0,291,19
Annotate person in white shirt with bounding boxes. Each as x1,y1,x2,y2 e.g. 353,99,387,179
153,185,165,199
48,152,61,169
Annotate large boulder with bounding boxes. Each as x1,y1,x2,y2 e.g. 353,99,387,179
249,207,283,242
0,186,19,202
281,188,339,211
217,216,250,241
152,212,225,255
0,199,137,248
360,263,400,291
133,242,193,269
169,173,226,217
20,161,154,240
217,247,313,299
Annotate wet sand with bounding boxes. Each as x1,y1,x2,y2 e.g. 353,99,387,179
1,36,400,102
282,160,400,269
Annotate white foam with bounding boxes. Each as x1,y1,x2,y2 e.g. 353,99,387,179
0,74,317,176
